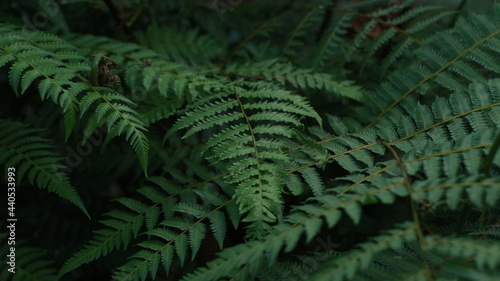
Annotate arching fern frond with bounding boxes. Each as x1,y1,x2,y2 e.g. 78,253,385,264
309,10,353,71
361,10,500,126
0,119,89,217
166,82,321,239
62,33,221,121
126,60,220,101
303,236,500,281
0,240,58,281
62,33,158,65
226,59,364,101
180,186,413,281
375,6,455,75
59,163,236,281
303,78,500,215
0,26,150,173
309,0,453,75
280,5,324,58
6,1,498,280
78,86,150,174
307,223,419,281
424,236,500,271
0,24,86,136
178,8,500,280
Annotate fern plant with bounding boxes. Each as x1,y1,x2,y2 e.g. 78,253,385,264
0,26,150,173
0,239,58,281
0,119,89,217
0,0,499,280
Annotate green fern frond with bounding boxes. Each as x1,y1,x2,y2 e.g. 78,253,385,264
308,223,418,281
180,187,407,281
135,26,224,66
425,236,500,270
57,209,143,278
309,11,353,70
57,176,165,278
111,172,233,280
126,60,220,101
310,0,453,75
305,78,499,212
137,94,183,126
64,32,213,102
0,241,58,281
79,86,150,174
0,25,85,136
377,7,455,74
177,9,499,279
167,82,321,239
59,163,234,280
227,59,364,101
280,6,324,58
0,26,150,172
0,119,89,217
63,33,158,65
112,201,231,281
3,1,498,280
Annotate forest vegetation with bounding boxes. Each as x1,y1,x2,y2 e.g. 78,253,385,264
0,0,499,280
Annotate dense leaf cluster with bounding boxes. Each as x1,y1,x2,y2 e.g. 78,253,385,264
0,0,499,280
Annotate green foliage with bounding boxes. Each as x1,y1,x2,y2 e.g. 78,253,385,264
0,240,59,281
165,81,321,239
59,166,237,280
0,119,89,217
0,26,150,173
226,59,365,100
0,0,499,280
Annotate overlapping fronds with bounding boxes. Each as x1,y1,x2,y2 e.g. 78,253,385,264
174,6,500,281
0,26,150,173
2,0,499,280
59,162,237,281
166,81,321,239
309,0,453,73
